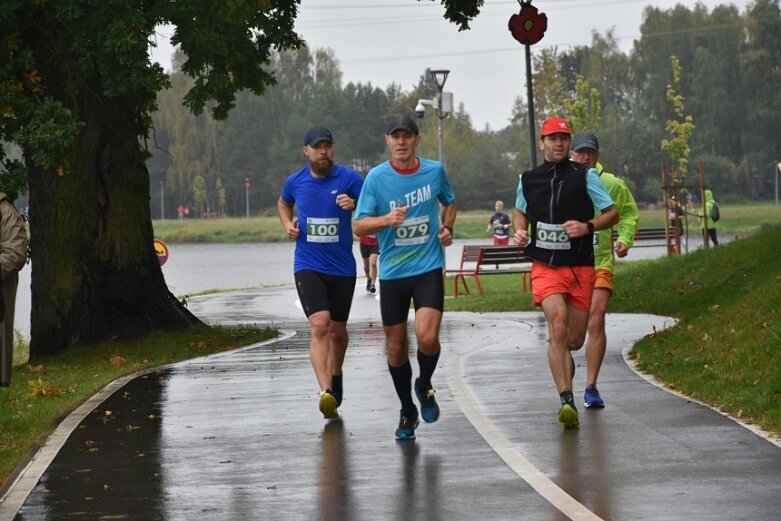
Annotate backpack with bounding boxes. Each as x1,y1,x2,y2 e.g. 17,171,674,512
711,202,720,222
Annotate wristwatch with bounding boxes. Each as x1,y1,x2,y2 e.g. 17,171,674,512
586,221,595,233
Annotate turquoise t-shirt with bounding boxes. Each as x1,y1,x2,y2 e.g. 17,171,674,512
355,158,456,280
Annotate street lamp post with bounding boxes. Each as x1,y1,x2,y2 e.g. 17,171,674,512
160,180,164,220
415,69,453,166
430,69,450,165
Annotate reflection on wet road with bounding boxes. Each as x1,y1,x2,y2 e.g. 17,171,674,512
6,288,781,520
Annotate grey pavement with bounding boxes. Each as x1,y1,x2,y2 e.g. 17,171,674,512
2,284,780,520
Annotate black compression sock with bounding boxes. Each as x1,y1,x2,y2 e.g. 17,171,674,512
331,375,343,394
388,361,415,410
416,349,440,388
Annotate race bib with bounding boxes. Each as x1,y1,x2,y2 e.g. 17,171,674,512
535,222,571,250
306,217,339,243
394,215,430,246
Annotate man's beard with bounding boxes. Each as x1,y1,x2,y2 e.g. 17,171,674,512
310,158,334,177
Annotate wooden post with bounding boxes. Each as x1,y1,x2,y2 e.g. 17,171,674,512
699,161,708,249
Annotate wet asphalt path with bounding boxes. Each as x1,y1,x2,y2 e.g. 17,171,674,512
2,286,780,520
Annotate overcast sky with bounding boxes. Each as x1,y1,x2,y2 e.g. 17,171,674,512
151,0,753,130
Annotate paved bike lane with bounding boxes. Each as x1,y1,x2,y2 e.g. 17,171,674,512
2,286,779,520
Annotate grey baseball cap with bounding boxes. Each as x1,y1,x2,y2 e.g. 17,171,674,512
571,132,600,151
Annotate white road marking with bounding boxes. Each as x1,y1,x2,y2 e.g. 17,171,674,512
447,352,604,521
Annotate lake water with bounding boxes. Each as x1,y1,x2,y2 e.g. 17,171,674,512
15,237,684,339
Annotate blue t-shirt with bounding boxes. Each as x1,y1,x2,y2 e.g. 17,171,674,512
355,158,456,280
280,164,364,276
515,167,613,213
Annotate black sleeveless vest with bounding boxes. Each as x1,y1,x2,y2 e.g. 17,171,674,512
519,160,596,267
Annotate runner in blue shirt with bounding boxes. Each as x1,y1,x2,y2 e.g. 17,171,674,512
278,126,364,420
354,115,457,440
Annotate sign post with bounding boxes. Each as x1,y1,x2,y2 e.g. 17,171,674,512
508,0,548,169
244,178,252,218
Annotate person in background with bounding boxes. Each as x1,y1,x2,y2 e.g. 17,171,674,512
354,115,457,441
0,190,29,388
359,234,379,294
570,131,639,409
513,118,618,429
701,189,719,246
486,200,512,245
277,126,364,419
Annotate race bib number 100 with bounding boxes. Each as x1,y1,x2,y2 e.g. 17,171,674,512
306,217,339,243
394,216,430,246
535,222,571,250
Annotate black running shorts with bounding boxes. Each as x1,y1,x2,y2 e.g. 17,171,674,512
294,270,356,321
359,242,380,259
379,268,444,326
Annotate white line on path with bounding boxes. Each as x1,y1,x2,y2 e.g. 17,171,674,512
447,353,604,521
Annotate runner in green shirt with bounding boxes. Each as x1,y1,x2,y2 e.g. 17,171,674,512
570,132,640,409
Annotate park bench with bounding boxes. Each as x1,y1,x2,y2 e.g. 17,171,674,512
444,245,531,297
625,226,666,247
613,227,676,248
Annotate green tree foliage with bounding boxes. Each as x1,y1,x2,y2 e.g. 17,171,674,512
192,175,207,217
661,55,695,177
0,1,487,356
149,1,780,211
739,0,781,186
1,0,301,356
216,178,227,216
563,76,601,133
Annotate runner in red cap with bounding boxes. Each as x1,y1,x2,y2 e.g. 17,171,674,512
513,117,618,428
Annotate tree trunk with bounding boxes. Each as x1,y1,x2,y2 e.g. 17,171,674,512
27,87,202,359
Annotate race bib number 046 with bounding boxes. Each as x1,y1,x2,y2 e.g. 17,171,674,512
535,222,571,250
394,216,430,246
306,217,339,243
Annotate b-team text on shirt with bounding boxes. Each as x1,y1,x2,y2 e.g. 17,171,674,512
388,185,432,209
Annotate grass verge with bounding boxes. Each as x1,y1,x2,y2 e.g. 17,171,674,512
444,224,781,438
0,324,277,487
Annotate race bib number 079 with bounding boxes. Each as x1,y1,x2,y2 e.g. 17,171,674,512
306,217,339,243
394,216,430,246
535,222,570,250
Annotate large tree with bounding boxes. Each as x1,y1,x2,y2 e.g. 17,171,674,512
0,0,483,358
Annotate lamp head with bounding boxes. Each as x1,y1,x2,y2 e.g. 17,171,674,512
429,69,450,90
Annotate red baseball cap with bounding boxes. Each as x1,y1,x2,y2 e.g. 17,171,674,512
540,117,572,137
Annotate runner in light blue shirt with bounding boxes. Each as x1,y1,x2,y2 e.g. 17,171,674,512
353,115,457,441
